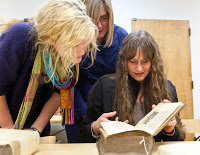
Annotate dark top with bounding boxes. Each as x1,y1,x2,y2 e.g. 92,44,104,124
80,75,182,142
0,22,54,136
74,25,128,119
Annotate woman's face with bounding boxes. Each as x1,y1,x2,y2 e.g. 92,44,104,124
127,50,151,83
97,6,109,44
75,40,86,64
54,41,86,64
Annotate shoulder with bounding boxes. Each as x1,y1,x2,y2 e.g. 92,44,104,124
167,80,178,102
167,80,176,90
93,74,116,92
98,74,116,85
113,24,128,38
1,22,32,42
8,22,31,32
112,25,128,46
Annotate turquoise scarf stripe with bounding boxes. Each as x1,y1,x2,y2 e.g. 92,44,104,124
44,52,71,88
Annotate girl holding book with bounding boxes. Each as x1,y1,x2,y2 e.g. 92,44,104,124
80,30,186,142
0,0,98,136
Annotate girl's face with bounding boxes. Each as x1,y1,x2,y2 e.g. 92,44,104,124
96,6,109,44
127,50,151,83
54,40,86,64
74,40,86,64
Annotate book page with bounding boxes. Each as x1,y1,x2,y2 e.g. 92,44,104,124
0,129,40,155
135,102,185,136
101,121,137,136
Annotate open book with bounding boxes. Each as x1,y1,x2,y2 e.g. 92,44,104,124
97,102,185,155
0,129,40,155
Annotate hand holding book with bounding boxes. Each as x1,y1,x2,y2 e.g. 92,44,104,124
152,99,177,134
92,99,179,137
91,111,129,136
96,102,186,155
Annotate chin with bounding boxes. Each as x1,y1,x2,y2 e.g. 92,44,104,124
135,78,144,83
75,59,82,64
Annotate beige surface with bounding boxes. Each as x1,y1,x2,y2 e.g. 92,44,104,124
33,141,200,155
181,119,200,141
50,115,61,123
182,119,200,133
33,143,98,155
40,136,56,144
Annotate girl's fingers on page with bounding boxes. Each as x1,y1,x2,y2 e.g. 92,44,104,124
115,117,119,121
152,104,156,109
163,99,171,103
124,120,129,124
102,111,117,119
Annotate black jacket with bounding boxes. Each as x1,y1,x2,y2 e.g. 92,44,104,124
80,75,181,142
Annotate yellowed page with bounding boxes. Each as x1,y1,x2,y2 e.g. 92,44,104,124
100,121,137,136
135,102,185,136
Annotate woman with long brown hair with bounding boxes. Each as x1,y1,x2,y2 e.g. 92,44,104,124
80,30,185,142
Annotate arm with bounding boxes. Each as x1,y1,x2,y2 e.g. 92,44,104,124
154,81,186,141
80,76,117,142
29,92,60,133
80,79,104,143
0,23,33,129
0,95,14,128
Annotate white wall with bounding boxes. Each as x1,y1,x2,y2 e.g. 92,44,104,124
0,0,200,119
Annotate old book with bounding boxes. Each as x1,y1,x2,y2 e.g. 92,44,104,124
97,102,186,155
0,129,40,155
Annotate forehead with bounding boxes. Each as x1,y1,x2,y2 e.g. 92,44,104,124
99,6,108,16
132,51,144,59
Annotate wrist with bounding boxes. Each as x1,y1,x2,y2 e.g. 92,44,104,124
92,121,100,135
30,127,42,135
91,122,100,138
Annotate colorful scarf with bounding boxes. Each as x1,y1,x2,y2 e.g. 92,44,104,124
44,51,79,125
14,47,78,129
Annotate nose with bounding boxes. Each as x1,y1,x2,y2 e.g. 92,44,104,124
136,63,143,71
97,20,102,29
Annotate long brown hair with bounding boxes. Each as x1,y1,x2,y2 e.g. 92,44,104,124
114,30,170,125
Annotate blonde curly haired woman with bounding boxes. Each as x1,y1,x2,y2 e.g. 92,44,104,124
0,0,98,136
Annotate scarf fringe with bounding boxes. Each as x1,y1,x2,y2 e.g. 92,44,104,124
60,89,74,125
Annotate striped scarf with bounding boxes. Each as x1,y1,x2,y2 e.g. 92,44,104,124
14,47,78,129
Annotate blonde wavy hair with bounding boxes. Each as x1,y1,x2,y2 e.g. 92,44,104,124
0,0,98,81
82,0,114,47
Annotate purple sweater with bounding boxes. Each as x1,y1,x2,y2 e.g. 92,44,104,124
0,22,53,135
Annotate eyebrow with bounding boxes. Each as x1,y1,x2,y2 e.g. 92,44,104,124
100,14,108,17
